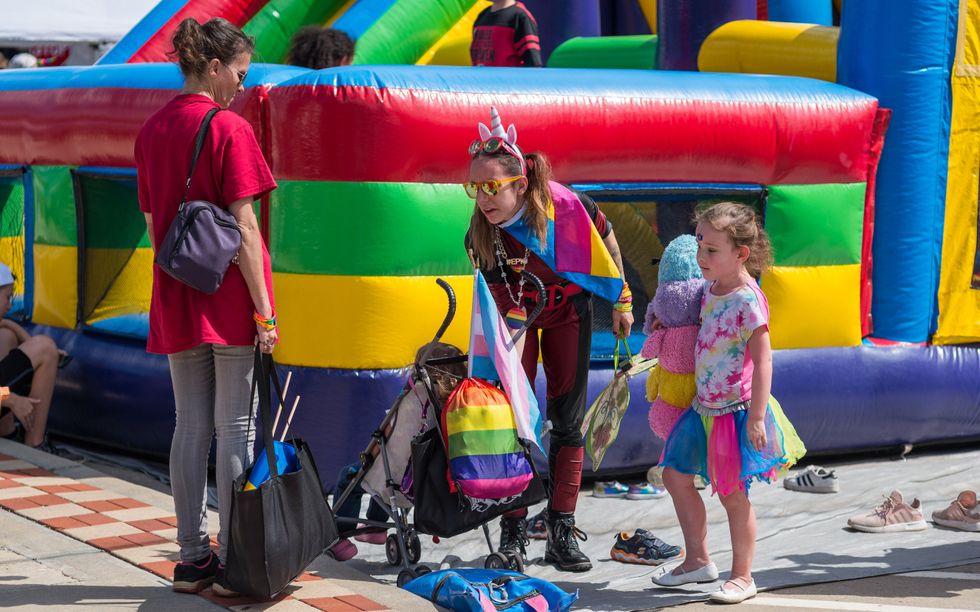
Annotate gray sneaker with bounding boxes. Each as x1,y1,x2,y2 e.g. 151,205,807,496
784,466,839,493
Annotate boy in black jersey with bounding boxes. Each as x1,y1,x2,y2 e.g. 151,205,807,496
470,0,543,67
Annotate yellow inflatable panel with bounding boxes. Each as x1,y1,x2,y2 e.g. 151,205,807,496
274,273,474,369
698,20,838,82
418,0,489,65
762,264,862,349
33,244,77,329
638,0,657,34
935,0,980,344
86,248,152,324
0,235,26,297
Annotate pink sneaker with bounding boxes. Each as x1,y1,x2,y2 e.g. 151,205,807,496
847,490,927,533
354,525,388,545
932,490,980,532
328,538,358,561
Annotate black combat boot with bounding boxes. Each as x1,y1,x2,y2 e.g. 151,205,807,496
545,511,592,572
498,515,529,562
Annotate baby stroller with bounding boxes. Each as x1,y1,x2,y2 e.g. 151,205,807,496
333,275,549,587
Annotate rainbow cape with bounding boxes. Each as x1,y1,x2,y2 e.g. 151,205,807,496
501,181,624,303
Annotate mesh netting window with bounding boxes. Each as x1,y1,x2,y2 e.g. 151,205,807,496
578,184,766,359
0,169,27,319
72,170,151,336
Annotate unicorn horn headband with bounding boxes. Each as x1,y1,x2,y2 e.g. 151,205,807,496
468,106,527,175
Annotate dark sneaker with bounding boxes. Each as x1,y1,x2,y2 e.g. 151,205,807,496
610,529,683,565
545,512,592,572
172,551,219,593
211,564,241,598
526,509,547,540
498,516,529,562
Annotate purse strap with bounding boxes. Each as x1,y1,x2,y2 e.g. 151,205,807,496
180,107,220,210
248,345,289,481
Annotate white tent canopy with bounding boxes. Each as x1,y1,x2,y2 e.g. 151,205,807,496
0,0,157,44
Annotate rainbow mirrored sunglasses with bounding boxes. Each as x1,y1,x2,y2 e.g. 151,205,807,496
463,175,524,198
469,136,512,156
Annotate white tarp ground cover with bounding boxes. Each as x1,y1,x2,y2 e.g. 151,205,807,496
343,447,980,610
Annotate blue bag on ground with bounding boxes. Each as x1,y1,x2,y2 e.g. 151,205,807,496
402,568,577,611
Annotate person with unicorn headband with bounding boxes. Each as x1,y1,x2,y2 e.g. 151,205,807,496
464,107,633,572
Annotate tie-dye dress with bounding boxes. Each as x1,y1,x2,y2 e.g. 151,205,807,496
659,279,805,496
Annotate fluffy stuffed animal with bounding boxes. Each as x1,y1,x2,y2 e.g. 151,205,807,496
642,235,705,440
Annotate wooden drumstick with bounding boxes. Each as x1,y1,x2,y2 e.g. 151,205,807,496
271,371,292,438
280,395,301,441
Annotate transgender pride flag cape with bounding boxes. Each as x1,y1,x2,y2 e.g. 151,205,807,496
502,181,624,303
468,270,544,451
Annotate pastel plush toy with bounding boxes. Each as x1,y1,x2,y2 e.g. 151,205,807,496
642,234,706,440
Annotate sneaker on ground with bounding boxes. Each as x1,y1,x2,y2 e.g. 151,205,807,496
784,465,839,493
847,490,927,533
627,482,667,500
526,508,548,540
593,480,629,498
211,564,241,598
610,529,683,565
354,524,388,545
172,550,219,593
327,538,358,561
932,490,980,532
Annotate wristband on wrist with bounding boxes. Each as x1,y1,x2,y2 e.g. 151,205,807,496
253,310,277,330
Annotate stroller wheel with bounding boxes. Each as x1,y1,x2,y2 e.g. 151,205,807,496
485,552,509,570
407,532,422,564
385,534,401,566
396,568,417,588
505,551,525,573
414,565,432,577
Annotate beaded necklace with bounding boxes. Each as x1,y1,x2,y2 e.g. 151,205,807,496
493,226,530,329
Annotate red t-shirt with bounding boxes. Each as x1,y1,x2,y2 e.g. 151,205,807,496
135,94,277,355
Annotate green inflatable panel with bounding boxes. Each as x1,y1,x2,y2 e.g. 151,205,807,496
0,177,24,239
270,180,474,276
765,183,865,267
354,0,474,65
32,166,76,248
244,0,349,64
76,176,150,250
548,35,658,70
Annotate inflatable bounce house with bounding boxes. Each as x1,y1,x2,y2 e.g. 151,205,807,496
0,0,978,487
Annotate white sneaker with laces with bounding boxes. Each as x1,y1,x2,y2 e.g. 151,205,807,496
784,465,839,493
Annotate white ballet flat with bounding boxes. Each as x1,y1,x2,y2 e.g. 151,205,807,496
708,579,757,604
651,561,719,586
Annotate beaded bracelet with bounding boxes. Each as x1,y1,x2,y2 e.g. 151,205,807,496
253,311,277,330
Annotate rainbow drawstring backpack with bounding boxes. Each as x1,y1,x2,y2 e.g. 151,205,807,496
442,378,533,500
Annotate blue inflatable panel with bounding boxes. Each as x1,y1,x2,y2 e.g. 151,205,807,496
332,0,397,39
0,63,309,92
767,0,833,25
279,64,877,105
837,1,957,342
96,0,189,65
40,322,980,487
658,0,756,71
522,0,601,63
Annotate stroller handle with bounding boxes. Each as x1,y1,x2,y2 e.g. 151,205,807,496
432,278,456,344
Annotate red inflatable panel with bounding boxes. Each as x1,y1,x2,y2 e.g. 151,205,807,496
130,0,269,64
267,85,880,184
0,87,264,167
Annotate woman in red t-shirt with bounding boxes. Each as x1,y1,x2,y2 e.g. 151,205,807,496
135,17,277,597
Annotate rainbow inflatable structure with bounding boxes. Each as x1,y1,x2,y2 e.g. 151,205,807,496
1,0,979,486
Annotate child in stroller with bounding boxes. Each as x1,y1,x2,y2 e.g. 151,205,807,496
330,341,466,561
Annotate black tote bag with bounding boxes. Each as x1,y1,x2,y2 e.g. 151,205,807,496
410,427,546,538
224,348,339,599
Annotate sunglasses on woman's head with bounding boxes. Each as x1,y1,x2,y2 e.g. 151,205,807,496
463,175,524,198
468,137,511,156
